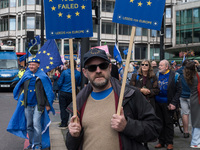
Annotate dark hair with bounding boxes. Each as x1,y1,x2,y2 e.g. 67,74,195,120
68,59,77,68
182,59,190,66
184,61,196,85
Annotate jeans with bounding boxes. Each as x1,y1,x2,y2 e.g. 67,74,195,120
25,105,43,148
191,127,200,146
59,91,72,125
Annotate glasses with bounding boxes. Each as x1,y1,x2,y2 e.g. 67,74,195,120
85,62,109,72
141,64,149,66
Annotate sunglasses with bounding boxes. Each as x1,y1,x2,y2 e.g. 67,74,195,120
141,64,149,66
85,62,109,72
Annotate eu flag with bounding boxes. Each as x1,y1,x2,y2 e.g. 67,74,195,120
19,51,32,62
113,0,165,30
44,0,93,39
28,35,40,47
113,44,122,63
35,40,63,73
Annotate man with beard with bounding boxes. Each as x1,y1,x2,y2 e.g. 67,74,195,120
65,48,162,150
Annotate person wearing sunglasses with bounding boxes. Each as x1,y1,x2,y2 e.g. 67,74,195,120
154,60,182,150
65,48,161,150
129,60,160,150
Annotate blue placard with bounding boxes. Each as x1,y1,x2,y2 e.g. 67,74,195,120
44,0,93,39
64,54,77,60
113,0,165,31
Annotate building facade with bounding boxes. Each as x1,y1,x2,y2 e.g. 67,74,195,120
1,0,193,62
166,0,200,62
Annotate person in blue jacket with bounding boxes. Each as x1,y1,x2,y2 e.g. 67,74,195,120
57,59,81,128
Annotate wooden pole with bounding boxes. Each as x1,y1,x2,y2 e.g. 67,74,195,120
117,26,136,115
69,39,77,122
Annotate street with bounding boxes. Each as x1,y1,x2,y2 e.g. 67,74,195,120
0,90,195,150
0,90,24,150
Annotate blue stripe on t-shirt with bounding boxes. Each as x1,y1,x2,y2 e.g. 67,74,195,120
91,87,113,100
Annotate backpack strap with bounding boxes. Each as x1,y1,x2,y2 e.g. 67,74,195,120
136,74,139,81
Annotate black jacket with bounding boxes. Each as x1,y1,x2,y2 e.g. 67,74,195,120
19,77,50,111
66,77,162,150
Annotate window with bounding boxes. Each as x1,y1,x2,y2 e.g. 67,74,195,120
36,0,40,5
176,11,180,26
102,22,115,34
181,9,192,25
193,8,200,23
10,0,16,7
18,0,21,6
193,28,200,43
135,47,147,59
9,18,16,30
27,17,35,29
102,1,115,12
151,30,157,37
27,0,34,5
166,8,171,18
36,15,40,29
0,18,8,31
119,24,131,35
176,31,180,44
142,28,148,36
0,0,9,8
166,27,171,38
136,27,142,36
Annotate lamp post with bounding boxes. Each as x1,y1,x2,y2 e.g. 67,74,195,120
152,35,155,60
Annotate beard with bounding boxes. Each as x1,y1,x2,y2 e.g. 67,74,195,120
89,73,110,90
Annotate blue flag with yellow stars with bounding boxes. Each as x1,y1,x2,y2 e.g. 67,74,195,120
113,0,165,31
35,40,63,73
44,0,93,39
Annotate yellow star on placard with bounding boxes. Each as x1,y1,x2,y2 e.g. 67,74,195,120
67,14,71,19
50,62,54,65
81,5,86,9
138,1,142,7
33,55,36,58
38,51,41,54
58,12,63,17
46,66,50,69
50,57,53,60
130,0,134,3
51,6,56,11
49,0,53,2
21,100,24,106
47,53,50,56
43,50,46,54
41,68,44,71
75,11,80,16
147,0,152,6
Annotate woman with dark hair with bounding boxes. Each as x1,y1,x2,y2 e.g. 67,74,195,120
129,60,160,150
184,61,200,148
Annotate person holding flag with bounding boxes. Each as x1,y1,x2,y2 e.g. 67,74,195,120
7,57,55,150
66,48,161,150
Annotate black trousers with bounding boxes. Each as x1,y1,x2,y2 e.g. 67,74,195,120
59,91,72,126
155,102,174,145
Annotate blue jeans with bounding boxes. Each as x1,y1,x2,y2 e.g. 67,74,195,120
25,105,43,148
191,127,200,146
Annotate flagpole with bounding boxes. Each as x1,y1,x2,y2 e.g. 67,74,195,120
69,39,77,122
117,26,136,115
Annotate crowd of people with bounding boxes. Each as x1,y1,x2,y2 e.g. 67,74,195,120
11,48,200,150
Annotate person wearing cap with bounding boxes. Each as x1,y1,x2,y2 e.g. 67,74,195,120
171,60,178,71
12,57,55,150
66,48,162,150
57,59,81,128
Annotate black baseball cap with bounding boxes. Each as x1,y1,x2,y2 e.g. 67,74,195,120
83,48,110,67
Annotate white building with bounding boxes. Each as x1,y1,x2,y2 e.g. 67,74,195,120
2,0,197,62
